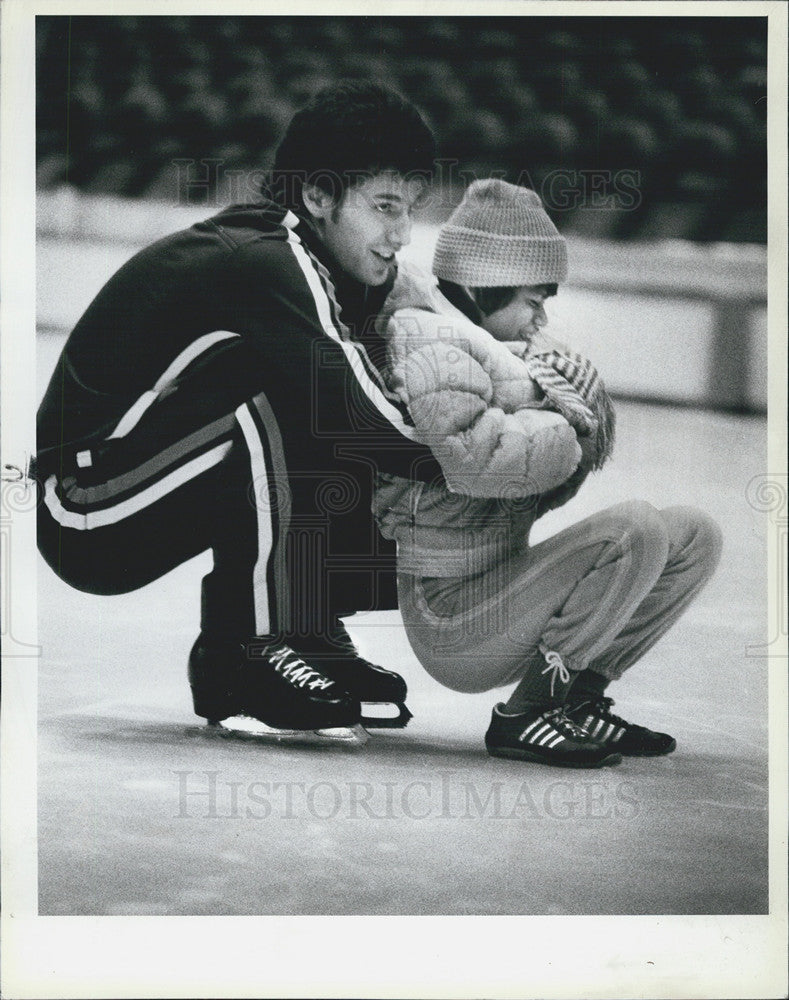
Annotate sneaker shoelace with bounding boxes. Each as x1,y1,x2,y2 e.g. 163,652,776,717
584,696,637,732
580,697,662,741
541,650,570,699
542,705,590,740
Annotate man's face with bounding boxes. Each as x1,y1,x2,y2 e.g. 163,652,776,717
480,285,552,344
305,171,428,286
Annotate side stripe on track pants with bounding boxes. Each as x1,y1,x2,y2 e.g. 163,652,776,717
38,389,292,640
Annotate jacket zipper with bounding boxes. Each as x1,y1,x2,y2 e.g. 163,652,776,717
409,479,425,548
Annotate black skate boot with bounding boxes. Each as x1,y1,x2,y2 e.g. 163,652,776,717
485,703,622,768
301,619,413,728
188,635,367,746
566,696,676,756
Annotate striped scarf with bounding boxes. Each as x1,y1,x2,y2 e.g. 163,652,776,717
526,351,615,471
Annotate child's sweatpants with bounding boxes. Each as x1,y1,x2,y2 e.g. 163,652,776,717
396,500,723,693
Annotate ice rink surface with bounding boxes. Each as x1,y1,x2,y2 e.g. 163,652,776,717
35,353,769,915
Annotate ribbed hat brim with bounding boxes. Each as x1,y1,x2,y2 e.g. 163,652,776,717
433,225,568,287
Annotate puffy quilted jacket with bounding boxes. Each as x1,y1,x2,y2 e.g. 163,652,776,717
371,263,584,577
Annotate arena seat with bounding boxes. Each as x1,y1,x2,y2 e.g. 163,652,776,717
34,15,767,243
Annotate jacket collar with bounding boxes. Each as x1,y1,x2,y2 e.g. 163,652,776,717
436,279,484,326
291,211,396,330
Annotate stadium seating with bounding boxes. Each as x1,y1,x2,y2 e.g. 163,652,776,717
35,15,767,242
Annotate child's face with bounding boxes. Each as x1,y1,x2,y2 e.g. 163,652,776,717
480,285,551,343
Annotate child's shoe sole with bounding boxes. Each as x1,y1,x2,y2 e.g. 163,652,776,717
486,744,622,768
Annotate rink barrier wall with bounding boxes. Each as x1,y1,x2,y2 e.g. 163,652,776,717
36,188,768,412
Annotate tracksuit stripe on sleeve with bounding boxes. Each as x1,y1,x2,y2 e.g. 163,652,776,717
302,242,405,407
283,227,419,441
106,331,241,440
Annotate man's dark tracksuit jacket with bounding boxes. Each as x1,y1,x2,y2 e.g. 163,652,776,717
36,198,445,645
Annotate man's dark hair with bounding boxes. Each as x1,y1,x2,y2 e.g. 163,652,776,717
265,81,436,213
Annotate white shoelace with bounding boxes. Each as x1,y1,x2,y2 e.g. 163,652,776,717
541,650,570,698
267,645,334,691
542,706,589,740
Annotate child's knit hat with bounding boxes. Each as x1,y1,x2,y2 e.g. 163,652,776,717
432,179,568,287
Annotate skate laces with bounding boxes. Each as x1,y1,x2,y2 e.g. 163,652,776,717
541,650,570,698
265,644,335,692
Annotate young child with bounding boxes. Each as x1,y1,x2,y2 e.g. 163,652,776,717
373,179,722,767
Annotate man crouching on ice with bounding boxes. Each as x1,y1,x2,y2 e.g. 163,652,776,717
36,83,447,744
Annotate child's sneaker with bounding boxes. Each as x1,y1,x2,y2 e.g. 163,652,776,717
485,703,622,768
566,696,676,756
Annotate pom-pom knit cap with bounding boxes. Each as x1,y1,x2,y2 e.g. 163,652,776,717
432,178,568,287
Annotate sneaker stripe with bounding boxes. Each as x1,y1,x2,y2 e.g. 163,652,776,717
516,711,596,749
588,718,603,738
522,722,549,743
520,717,549,740
519,720,556,744
582,713,633,745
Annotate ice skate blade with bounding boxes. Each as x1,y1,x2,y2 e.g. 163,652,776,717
360,702,413,729
208,715,369,747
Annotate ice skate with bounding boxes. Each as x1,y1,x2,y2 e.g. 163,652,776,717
303,620,413,728
188,635,367,747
